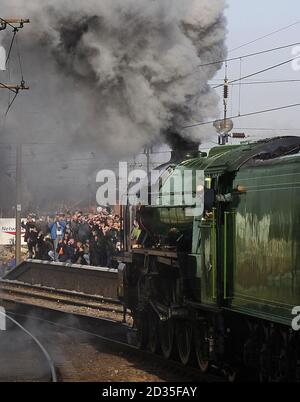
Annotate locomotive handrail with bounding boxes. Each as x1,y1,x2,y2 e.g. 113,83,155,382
211,208,217,300
223,211,236,300
224,212,229,299
232,209,237,300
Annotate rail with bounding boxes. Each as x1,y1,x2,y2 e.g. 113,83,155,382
0,310,57,382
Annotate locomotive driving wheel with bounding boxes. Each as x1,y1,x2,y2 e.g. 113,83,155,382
159,319,175,360
176,321,193,366
135,313,148,350
194,323,209,373
148,312,160,354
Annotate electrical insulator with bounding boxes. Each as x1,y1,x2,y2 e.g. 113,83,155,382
223,80,229,100
231,133,246,139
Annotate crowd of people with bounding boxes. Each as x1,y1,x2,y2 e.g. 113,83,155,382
21,209,122,267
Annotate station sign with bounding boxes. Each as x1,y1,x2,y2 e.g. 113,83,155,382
0,218,26,246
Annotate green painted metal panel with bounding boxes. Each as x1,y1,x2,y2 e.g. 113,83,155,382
231,156,300,324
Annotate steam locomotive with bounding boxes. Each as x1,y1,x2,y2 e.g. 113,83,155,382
117,136,300,381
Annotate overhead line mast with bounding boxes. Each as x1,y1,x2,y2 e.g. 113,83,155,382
0,16,30,265
213,65,236,145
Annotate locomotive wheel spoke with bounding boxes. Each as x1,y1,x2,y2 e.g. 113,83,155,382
176,321,193,366
135,314,148,350
159,319,175,360
148,314,160,354
194,323,209,373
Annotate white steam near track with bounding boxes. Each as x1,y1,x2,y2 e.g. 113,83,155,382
1,0,227,153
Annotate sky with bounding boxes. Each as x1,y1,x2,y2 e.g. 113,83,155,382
213,0,300,143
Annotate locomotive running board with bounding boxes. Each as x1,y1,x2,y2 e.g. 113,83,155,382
2,259,118,299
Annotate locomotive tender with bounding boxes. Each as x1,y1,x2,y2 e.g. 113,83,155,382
118,136,300,381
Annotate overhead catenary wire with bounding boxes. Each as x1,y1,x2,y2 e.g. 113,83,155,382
178,40,300,86
210,79,300,85
163,38,300,86
199,41,300,68
4,92,19,117
183,102,300,129
2,37,26,120
229,20,300,53
234,127,300,131
5,27,18,64
212,55,300,89
15,35,24,82
202,23,300,127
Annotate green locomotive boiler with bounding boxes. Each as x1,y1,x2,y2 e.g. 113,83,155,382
118,136,300,381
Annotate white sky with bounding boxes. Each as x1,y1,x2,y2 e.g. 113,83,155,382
215,0,300,139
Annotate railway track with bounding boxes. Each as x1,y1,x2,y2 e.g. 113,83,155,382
0,261,229,382
1,301,225,382
0,279,129,323
0,280,124,312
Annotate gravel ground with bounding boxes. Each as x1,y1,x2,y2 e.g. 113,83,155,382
0,317,178,382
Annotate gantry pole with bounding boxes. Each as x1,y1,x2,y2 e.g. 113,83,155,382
15,144,22,264
0,16,30,264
